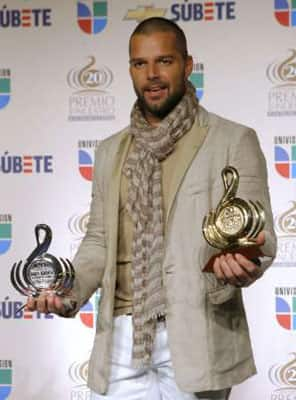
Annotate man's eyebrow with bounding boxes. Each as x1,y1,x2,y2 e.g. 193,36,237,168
129,57,146,63
129,54,175,63
156,54,174,58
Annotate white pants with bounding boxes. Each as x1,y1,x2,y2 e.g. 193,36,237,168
90,316,231,400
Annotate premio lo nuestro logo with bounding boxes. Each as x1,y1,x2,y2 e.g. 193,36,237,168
68,211,89,236
267,49,296,117
274,136,296,179
273,201,296,267
269,353,296,398
77,1,107,34
0,69,10,110
68,208,89,256
274,0,296,27
67,57,115,121
79,291,100,328
69,358,89,399
275,287,296,330
78,140,100,181
189,63,204,100
0,215,12,255
0,6,51,28
0,360,12,400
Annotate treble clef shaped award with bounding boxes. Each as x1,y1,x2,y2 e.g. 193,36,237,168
202,166,265,250
10,224,75,311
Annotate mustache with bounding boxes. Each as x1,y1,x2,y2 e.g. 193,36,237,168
142,81,168,91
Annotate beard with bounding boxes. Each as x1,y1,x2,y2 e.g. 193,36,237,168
134,81,186,120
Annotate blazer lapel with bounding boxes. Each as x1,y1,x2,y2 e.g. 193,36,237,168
166,117,209,225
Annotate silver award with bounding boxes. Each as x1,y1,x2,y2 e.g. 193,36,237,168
202,166,265,251
11,224,74,311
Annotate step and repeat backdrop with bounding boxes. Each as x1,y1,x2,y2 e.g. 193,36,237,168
1,0,296,399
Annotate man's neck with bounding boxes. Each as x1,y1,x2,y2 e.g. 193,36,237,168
143,111,162,127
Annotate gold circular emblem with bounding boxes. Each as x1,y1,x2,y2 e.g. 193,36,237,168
216,205,246,237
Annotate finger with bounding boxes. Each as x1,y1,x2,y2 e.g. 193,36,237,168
213,255,227,283
219,254,250,286
218,254,241,286
40,292,66,315
255,231,265,246
26,295,37,311
224,253,253,286
54,295,65,312
35,293,49,314
234,253,263,280
47,292,58,313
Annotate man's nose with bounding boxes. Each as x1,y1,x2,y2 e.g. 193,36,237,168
146,63,159,80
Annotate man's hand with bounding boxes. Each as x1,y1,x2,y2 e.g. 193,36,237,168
26,291,69,315
206,231,265,287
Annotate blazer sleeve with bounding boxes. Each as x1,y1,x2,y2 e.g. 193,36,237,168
229,127,277,271
61,142,107,317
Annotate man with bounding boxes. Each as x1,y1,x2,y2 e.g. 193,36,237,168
27,17,277,400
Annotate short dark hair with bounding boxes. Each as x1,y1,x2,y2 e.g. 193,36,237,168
129,17,188,59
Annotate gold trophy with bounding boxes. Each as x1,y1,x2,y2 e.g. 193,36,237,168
202,166,265,254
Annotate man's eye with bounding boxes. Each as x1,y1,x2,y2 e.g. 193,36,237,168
159,58,172,65
133,61,145,68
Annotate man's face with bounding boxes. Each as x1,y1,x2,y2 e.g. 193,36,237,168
129,31,193,125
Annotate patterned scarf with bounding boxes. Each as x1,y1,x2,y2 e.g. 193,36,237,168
123,82,199,367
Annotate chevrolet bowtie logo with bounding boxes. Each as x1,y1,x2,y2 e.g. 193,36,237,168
124,5,167,22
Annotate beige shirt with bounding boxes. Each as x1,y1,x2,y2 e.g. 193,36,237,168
114,128,197,316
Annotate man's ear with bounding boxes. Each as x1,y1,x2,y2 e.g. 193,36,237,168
185,55,193,79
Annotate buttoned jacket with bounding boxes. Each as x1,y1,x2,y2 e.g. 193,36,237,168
70,106,277,395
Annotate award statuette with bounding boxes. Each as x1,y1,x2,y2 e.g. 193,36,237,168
11,224,75,311
202,166,265,252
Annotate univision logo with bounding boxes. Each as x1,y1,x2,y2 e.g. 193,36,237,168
78,150,93,181
274,0,296,27
275,287,296,330
0,215,12,255
77,1,107,34
79,291,100,328
274,136,296,178
0,69,10,110
275,144,296,178
189,63,204,100
0,360,12,400
77,140,100,181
